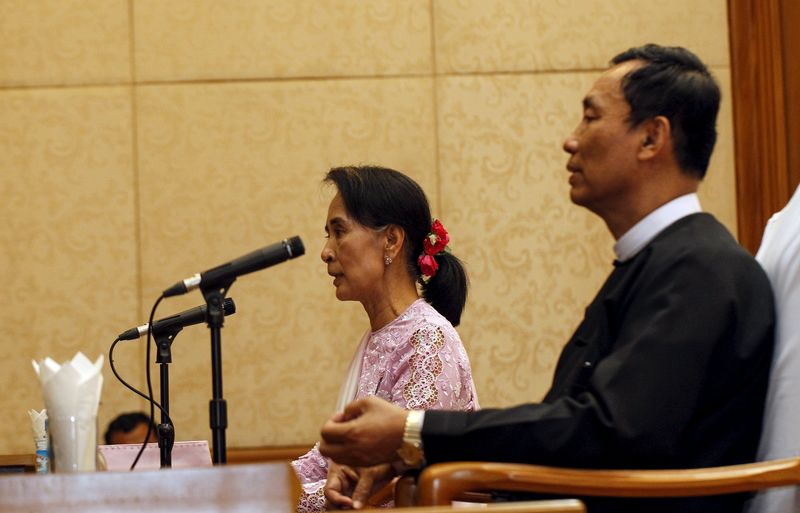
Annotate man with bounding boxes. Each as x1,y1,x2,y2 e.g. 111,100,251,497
319,44,775,513
103,411,158,445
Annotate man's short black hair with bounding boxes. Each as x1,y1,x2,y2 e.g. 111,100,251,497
104,411,153,445
611,44,721,179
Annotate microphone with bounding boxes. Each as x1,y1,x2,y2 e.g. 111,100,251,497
162,236,305,298
118,298,237,341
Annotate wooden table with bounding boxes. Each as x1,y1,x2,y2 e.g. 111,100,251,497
0,461,296,512
0,454,34,473
0,460,586,513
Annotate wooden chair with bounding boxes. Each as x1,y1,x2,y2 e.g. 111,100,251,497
412,458,800,505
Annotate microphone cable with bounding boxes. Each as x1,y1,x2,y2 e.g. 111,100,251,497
108,293,174,470
108,337,169,414
137,293,165,470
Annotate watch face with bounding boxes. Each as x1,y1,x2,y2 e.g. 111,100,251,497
398,442,422,467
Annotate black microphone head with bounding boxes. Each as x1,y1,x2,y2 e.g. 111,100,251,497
223,297,236,316
287,236,305,258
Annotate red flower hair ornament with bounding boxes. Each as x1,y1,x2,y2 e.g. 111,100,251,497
418,219,450,283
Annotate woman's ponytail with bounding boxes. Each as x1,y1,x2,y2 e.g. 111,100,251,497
420,251,468,326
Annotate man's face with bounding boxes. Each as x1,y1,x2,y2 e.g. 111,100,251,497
562,61,645,217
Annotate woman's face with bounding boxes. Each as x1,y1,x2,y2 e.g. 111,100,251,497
321,193,386,303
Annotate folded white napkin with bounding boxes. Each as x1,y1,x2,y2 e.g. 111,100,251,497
32,353,104,472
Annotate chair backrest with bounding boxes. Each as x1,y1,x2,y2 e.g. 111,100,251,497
750,184,800,513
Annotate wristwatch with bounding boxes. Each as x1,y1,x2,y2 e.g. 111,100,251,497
396,410,425,468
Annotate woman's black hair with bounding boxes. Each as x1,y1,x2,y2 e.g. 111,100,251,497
324,165,468,326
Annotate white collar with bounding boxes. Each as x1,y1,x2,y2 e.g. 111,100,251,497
614,193,702,262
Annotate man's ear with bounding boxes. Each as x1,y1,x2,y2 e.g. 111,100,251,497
638,115,671,161
384,225,406,260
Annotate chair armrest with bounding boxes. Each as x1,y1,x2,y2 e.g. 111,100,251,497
389,500,585,513
416,458,800,505
367,479,397,507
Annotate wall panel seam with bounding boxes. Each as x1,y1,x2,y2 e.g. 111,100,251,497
430,0,442,217
0,70,621,93
128,0,146,393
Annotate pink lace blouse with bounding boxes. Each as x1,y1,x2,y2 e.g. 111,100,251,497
291,299,479,512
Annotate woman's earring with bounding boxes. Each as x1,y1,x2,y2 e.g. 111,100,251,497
384,254,393,266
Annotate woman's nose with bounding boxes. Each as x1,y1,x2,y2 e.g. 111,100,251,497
320,244,334,263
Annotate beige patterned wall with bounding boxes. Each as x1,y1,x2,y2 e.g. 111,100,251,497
0,0,734,454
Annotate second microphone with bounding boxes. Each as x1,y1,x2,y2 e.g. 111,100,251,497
118,298,237,341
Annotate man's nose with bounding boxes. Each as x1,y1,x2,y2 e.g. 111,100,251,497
563,134,578,154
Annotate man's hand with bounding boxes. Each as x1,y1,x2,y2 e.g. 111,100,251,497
319,396,408,467
324,463,396,510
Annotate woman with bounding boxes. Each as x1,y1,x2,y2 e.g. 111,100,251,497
292,165,478,512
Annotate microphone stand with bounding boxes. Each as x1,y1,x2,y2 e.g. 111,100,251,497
154,329,179,468
202,284,233,464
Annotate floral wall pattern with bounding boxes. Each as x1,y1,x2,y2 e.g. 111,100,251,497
0,0,734,453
